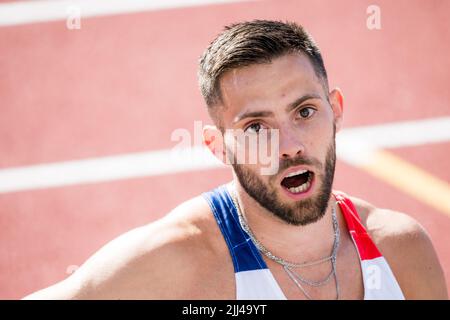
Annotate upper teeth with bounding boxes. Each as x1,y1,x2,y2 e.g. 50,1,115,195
285,169,308,178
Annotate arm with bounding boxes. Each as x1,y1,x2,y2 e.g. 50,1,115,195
23,218,201,300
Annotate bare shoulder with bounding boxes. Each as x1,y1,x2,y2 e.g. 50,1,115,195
348,195,448,299
24,196,232,299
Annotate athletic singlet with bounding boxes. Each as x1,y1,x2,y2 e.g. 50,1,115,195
202,183,405,300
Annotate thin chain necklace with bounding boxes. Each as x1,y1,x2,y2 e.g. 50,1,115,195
229,183,340,300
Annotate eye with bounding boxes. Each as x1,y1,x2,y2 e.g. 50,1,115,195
244,122,264,134
298,106,316,119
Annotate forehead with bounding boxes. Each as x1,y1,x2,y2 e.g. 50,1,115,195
219,53,325,119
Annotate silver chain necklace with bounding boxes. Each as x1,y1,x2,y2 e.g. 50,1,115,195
229,184,340,300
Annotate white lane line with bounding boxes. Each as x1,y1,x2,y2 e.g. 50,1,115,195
0,146,224,193
0,117,448,194
338,116,450,149
0,0,246,27
336,116,450,166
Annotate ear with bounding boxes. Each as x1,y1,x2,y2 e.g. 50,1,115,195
328,88,344,132
203,125,228,165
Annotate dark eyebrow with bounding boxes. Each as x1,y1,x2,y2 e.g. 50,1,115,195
285,94,322,113
233,110,274,124
233,94,322,124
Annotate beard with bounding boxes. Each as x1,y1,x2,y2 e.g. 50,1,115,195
230,132,336,226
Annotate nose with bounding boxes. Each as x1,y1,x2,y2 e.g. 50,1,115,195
279,128,305,160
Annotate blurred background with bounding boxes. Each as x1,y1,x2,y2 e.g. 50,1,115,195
0,0,449,299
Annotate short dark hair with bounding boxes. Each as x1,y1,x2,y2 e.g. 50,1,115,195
198,20,329,123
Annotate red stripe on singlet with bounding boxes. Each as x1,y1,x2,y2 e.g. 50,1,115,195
333,191,382,261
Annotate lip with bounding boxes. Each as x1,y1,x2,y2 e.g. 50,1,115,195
279,165,314,183
278,165,315,201
280,172,315,200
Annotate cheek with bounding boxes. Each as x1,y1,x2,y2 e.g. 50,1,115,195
234,153,277,185
228,135,274,166
311,112,335,141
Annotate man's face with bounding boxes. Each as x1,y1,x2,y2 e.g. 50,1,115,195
218,53,342,226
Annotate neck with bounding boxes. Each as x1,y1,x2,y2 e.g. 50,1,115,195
229,180,338,264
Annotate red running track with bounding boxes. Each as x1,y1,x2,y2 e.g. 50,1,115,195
0,0,449,298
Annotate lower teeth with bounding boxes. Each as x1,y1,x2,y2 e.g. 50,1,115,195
288,180,311,194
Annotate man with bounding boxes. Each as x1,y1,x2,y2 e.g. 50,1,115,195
24,20,447,300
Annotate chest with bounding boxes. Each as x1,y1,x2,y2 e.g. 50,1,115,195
265,232,364,300
193,228,364,300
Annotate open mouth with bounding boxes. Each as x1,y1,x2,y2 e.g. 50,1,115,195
280,169,314,194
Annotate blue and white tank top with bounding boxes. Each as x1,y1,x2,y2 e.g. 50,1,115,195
202,183,405,300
